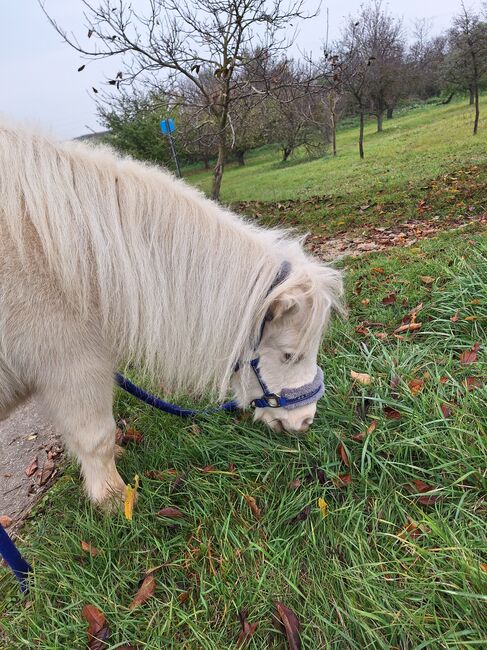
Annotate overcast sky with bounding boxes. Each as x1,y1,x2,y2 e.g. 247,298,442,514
0,0,484,139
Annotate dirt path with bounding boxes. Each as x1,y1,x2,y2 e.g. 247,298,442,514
0,399,62,535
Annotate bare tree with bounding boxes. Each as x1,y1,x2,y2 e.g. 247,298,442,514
40,0,314,200
407,20,447,101
336,19,373,159
446,3,487,135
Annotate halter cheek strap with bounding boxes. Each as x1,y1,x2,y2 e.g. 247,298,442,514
249,358,325,410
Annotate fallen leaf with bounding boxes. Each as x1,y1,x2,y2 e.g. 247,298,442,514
289,478,302,490
464,315,478,321
420,276,435,285
81,541,100,557
157,507,184,519
129,573,156,610
398,517,421,542
411,479,434,493
440,403,452,418
333,473,352,487
145,469,178,480
119,427,144,445
0,515,13,528
317,497,328,518
480,563,487,573
375,332,389,340
464,376,482,391
382,293,396,305
384,407,401,419
439,376,449,384
361,298,370,306
408,379,425,396
351,419,378,442
25,457,38,477
289,505,311,524
199,465,216,473
82,604,109,649
243,495,261,521
416,494,440,506
124,475,139,521
371,267,385,274
459,342,480,365
450,310,460,322
38,456,55,486
274,602,301,650
350,370,373,385
394,322,422,334
237,610,258,647
337,442,350,467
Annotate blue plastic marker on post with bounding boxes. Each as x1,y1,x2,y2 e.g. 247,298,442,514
0,524,32,592
160,118,180,177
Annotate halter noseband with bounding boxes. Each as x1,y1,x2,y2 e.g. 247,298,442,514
236,261,325,411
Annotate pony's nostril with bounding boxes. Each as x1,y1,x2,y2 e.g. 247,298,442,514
298,418,313,433
272,419,284,433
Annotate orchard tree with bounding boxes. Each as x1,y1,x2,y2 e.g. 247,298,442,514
445,3,487,134
40,0,314,200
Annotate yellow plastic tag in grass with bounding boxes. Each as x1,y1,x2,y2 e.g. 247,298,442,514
124,474,139,521
318,497,328,519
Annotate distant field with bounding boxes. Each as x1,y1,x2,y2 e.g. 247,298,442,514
186,97,487,210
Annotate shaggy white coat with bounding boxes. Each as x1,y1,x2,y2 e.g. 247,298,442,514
0,121,343,503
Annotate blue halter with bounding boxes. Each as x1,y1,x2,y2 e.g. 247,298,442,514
115,260,324,415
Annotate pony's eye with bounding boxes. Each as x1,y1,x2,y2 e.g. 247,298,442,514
283,352,294,362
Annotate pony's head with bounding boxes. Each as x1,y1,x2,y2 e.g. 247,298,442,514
231,261,344,433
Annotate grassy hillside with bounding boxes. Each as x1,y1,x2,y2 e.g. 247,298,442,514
184,99,487,238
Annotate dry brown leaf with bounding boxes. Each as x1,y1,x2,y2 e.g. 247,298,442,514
129,573,156,610
25,457,38,477
82,604,109,649
350,370,373,385
38,456,55,486
450,310,460,322
382,292,396,305
0,515,13,528
351,419,378,442
420,276,435,284
480,563,487,573
236,610,258,647
408,379,425,396
333,473,352,487
394,322,422,334
337,442,350,467
384,406,401,419
274,602,301,650
81,541,100,557
459,342,480,365
464,376,482,391
243,495,261,521
361,298,370,306
289,478,302,490
440,403,453,418
157,507,184,519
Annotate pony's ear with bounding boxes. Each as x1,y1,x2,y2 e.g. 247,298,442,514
267,285,303,321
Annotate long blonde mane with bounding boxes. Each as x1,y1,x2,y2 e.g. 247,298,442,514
0,121,342,400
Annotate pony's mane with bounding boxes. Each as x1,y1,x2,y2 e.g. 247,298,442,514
0,120,342,399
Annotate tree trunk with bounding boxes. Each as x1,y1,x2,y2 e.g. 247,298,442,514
469,86,474,106
283,146,292,161
332,121,337,157
359,110,364,159
235,150,245,166
377,112,383,133
203,156,210,170
473,83,479,135
440,92,454,105
211,135,226,200
386,107,394,119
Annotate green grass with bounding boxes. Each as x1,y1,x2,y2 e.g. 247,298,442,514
186,98,487,236
1,228,486,649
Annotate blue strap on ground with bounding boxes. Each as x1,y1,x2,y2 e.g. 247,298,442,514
0,524,32,593
115,373,238,417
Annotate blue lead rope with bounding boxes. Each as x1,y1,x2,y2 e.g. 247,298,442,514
0,524,32,593
115,373,238,417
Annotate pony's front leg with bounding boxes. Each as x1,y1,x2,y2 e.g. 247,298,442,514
39,367,127,507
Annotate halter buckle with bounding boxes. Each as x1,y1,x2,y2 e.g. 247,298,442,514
265,394,281,408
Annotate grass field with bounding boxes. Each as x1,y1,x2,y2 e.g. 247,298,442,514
1,100,486,649
188,98,487,236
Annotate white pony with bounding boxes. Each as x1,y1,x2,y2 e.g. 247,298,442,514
0,121,343,505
